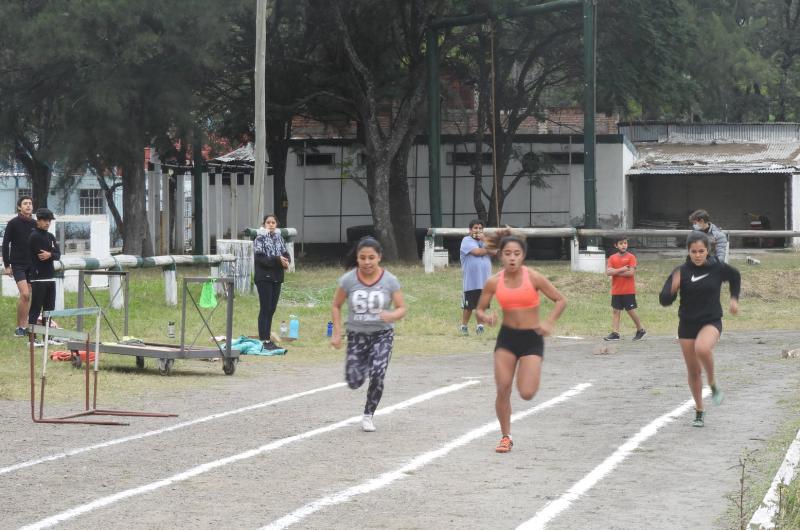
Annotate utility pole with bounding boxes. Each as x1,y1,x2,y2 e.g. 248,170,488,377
253,0,268,228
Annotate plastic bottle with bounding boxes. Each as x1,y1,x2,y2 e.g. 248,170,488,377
326,321,333,337
280,320,288,338
288,315,300,339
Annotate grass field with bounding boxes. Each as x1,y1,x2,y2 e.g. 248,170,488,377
1,252,798,404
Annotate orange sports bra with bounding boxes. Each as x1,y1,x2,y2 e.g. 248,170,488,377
495,269,540,310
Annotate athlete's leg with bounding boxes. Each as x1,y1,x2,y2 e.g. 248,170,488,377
626,308,643,330
515,354,543,401
494,349,518,436
364,330,393,415
680,338,704,411
16,279,31,328
461,308,473,326
694,325,721,388
611,309,621,332
345,332,370,390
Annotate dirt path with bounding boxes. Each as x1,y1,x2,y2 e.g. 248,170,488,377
2,330,799,530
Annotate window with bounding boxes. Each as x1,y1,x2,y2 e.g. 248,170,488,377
16,188,32,202
297,152,336,166
446,151,493,166
79,189,104,215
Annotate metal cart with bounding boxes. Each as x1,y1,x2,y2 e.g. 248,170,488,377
67,274,239,376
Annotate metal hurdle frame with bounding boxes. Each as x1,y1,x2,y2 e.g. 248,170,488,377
28,306,177,426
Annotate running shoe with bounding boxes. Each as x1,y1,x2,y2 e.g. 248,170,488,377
495,435,513,453
47,338,63,346
14,327,26,338
692,410,705,428
361,414,376,432
633,329,647,341
262,340,279,351
711,384,724,406
459,325,468,336
476,324,485,336
603,332,621,341
32,339,45,348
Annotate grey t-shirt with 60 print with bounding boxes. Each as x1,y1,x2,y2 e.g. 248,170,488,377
337,269,401,333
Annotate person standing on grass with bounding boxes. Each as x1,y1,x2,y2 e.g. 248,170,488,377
659,231,740,428
459,219,496,336
2,195,36,338
476,229,567,453
28,208,60,346
604,236,646,342
689,209,728,263
330,237,407,432
253,214,291,351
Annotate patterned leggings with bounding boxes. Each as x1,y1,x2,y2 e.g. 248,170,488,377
345,329,394,416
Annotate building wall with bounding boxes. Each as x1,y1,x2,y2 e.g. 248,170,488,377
284,138,632,243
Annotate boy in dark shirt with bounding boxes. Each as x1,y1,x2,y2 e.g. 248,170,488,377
28,208,60,343
2,195,36,337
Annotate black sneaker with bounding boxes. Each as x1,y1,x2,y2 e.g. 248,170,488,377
603,332,620,341
633,329,647,341
692,410,705,427
14,327,26,338
263,340,279,351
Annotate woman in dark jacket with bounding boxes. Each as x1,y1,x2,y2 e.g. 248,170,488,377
254,214,291,349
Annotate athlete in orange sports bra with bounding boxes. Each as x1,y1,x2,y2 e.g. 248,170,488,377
476,229,567,454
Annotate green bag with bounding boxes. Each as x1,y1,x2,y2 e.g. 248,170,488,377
199,280,218,309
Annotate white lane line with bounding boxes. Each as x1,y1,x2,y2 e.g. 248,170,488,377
748,427,800,530
517,388,711,530
261,382,592,530
19,380,479,530
0,382,347,476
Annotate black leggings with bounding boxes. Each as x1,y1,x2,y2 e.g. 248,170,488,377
256,281,282,340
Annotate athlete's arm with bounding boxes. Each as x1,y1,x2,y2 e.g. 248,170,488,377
721,263,741,315
531,268,566,336
380,290,407,323
475,275,498,326
659,268,680,306
330,287,347,349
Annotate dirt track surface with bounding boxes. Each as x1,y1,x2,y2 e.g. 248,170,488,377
2,330,799,530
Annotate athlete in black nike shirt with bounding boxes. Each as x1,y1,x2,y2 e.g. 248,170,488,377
660,231,741,428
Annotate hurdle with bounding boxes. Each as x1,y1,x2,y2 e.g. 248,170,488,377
28,306,178,425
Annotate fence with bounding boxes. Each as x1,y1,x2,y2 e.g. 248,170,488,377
422,228,800,273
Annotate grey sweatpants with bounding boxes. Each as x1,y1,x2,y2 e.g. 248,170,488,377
345,329,394,416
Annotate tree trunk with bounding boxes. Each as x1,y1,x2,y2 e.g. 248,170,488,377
96,176,124,231
365,156,399,261
14,138,51,209
389,134,418,261
120,162,153,256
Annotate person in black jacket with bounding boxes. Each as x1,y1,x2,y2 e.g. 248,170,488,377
28,208,60,342
660,231,740,428
2,195,36,337
253,214,291,350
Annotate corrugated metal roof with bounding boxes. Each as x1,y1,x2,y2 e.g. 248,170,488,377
209,143,255,165
634,142,800,165
620,123,800,143
628,164,794,175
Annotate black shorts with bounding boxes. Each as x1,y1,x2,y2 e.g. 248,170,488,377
611,294,637,311
678,319,722,340
11,265,31,283
494,326,544,358
462,289,483,310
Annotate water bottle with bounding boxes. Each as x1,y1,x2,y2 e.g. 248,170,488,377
167,321,176,339
326,321,333,337
288,315,300,340
280,320,288,338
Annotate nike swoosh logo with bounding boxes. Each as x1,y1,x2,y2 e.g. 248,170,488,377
691,274,709,282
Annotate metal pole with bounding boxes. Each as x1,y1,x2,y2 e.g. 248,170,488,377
253,0,268,228
192,133,204,255
582,0,597,230
427,30,442,228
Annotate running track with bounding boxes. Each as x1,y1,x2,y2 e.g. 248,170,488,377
1,331,799,529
